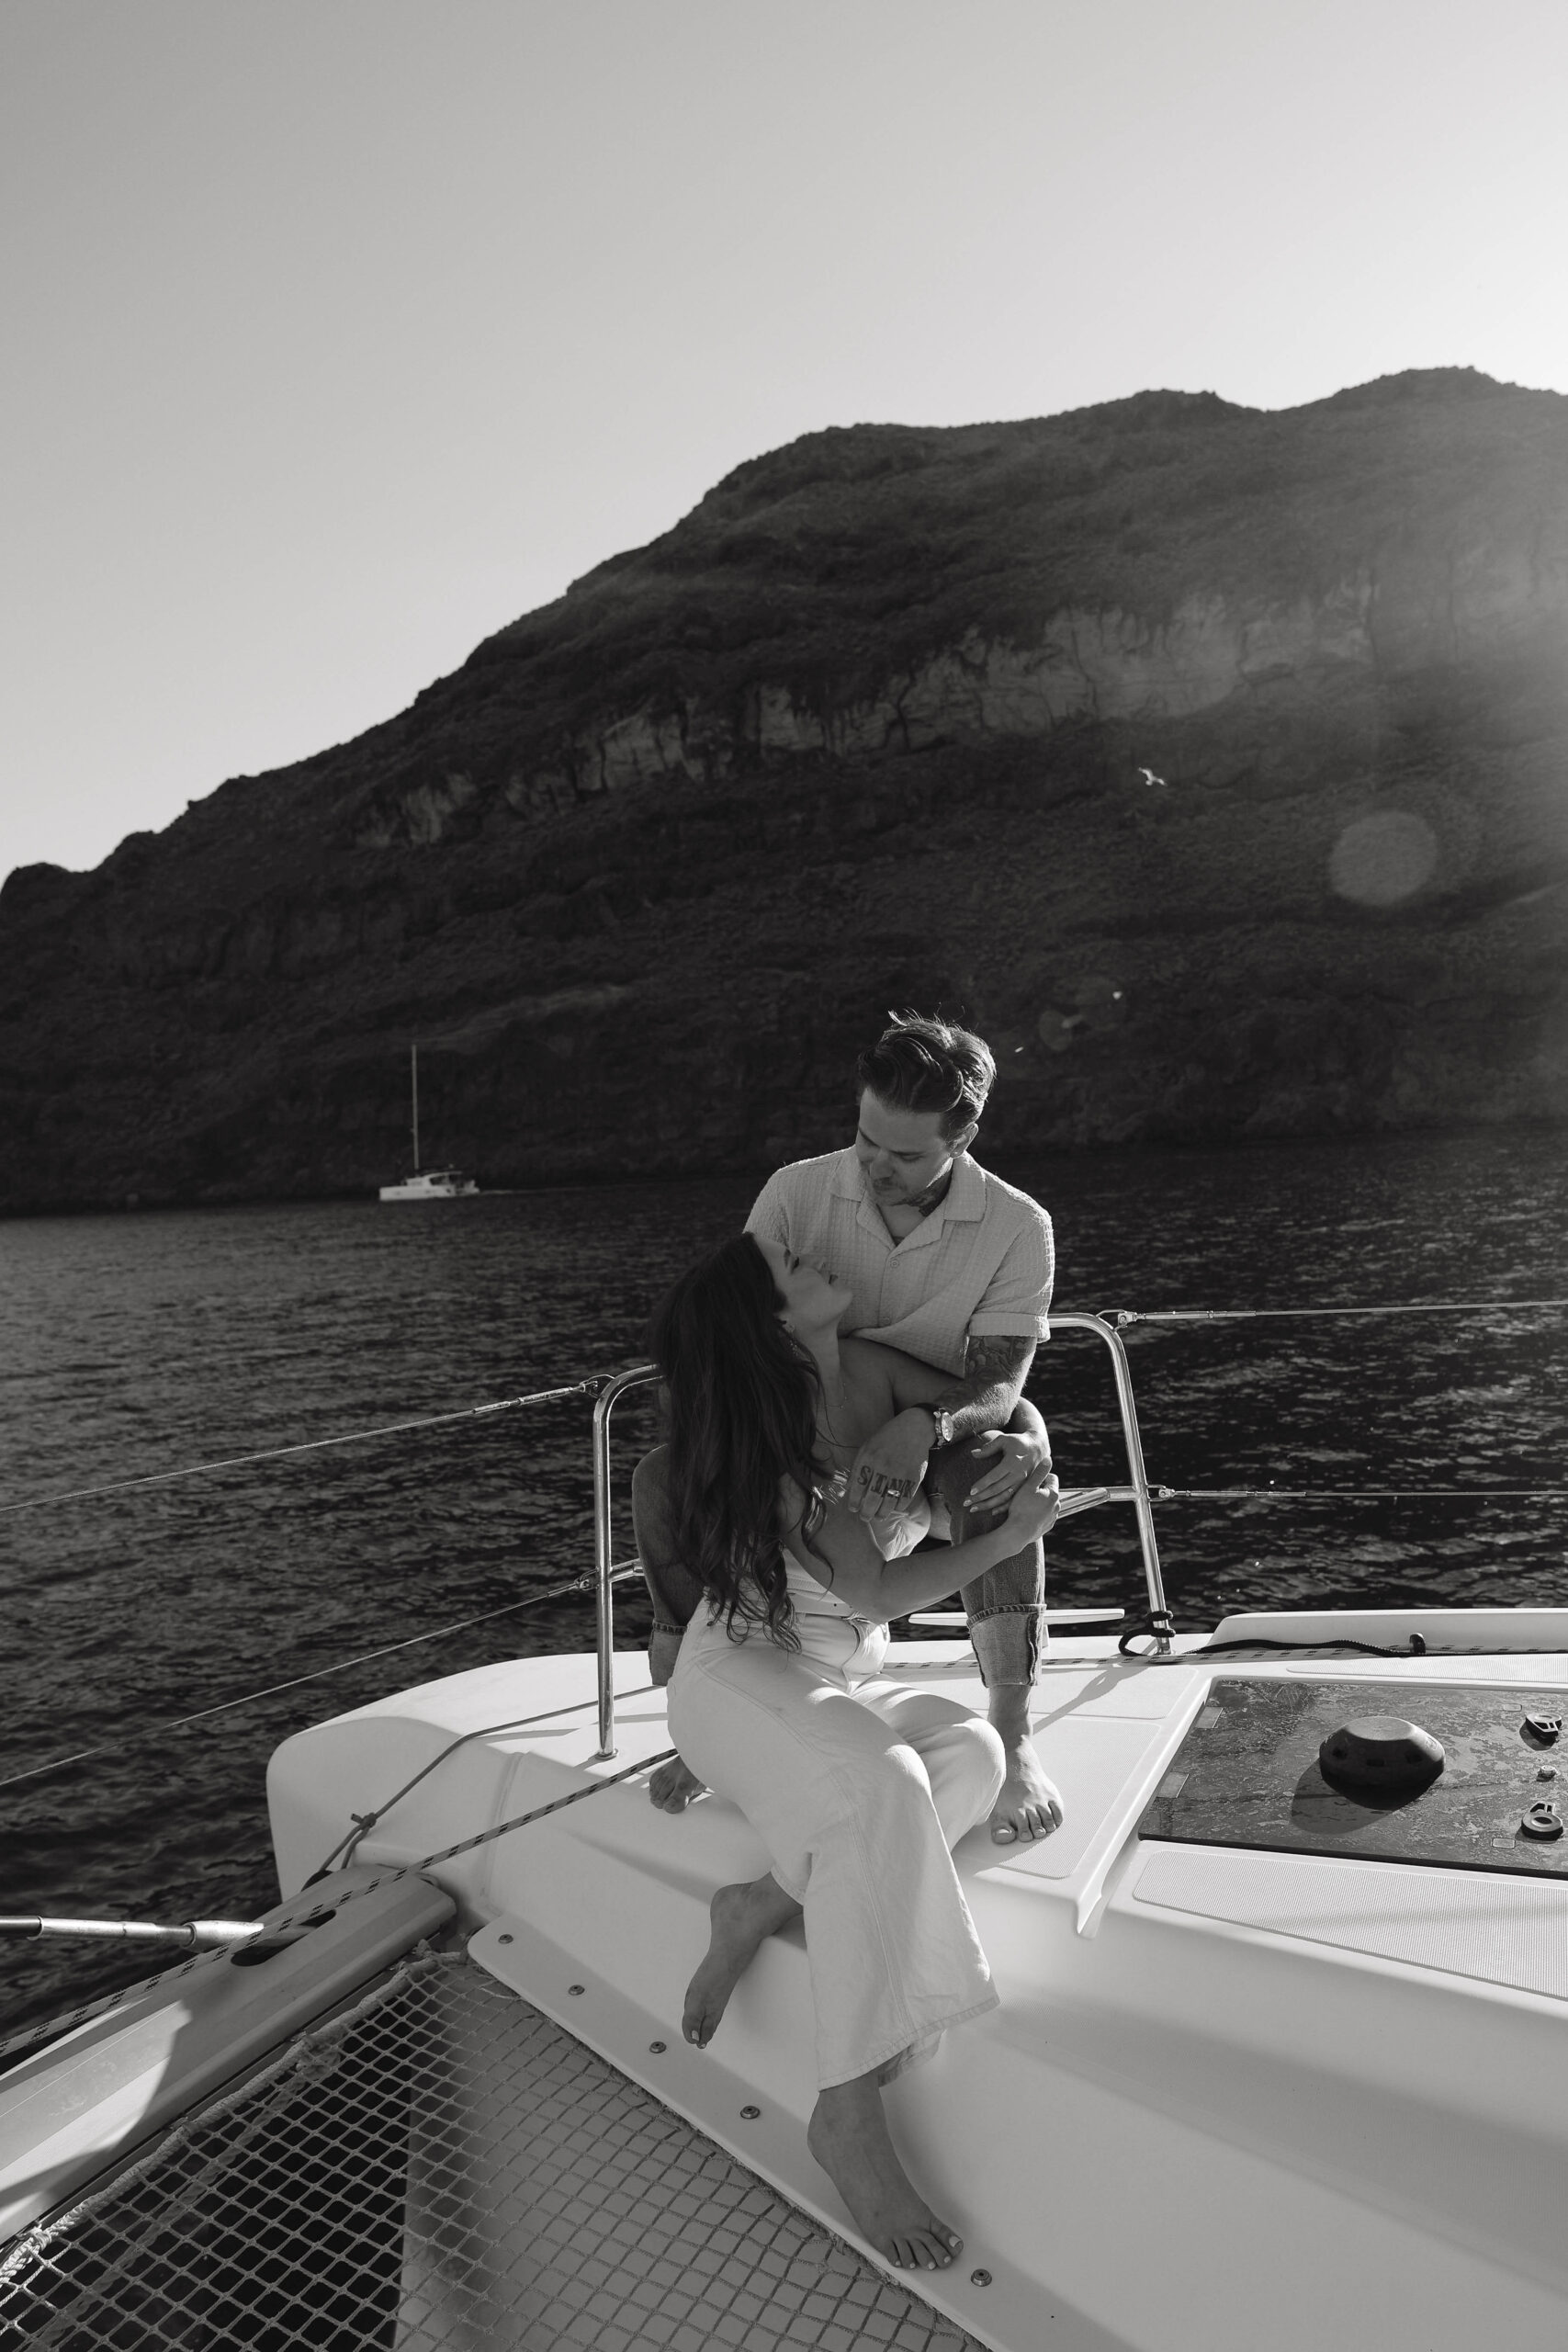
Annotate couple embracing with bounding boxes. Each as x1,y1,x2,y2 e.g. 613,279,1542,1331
635,1013,1061,2273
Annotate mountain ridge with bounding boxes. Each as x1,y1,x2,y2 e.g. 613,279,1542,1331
4,368,1566,1211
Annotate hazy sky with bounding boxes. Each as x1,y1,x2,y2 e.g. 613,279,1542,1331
4,0,1565,884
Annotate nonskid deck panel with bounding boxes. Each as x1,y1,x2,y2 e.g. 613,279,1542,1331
0,1949,984,2352
1139,1675,1568,1876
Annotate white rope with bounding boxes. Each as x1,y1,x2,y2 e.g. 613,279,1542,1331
412,1749,678,1870
306,1683,653,1881
0,1377,613,1518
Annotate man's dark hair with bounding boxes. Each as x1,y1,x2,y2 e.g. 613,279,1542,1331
855,1012,996,1141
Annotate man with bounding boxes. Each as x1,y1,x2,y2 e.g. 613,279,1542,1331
641,1011,1063,1846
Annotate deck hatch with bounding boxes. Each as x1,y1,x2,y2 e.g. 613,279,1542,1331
1138,1678,1568,1877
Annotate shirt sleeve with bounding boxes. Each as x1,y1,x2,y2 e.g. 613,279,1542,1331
966,1208,1055,1342
744,1168,790,1244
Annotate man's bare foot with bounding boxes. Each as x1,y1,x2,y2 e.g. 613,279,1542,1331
989,1743,1064,1844
807,2075,963,2270
682,1876,800,2048
649,1756,706,1812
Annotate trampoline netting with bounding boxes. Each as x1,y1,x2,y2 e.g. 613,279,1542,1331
0,1951,984,2351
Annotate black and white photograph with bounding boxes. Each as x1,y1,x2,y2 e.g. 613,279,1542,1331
3,5,1566,2345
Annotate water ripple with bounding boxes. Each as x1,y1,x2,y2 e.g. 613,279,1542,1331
3,1134,1565,2029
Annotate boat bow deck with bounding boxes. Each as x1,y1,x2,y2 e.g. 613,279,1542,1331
266,1624,1568,2352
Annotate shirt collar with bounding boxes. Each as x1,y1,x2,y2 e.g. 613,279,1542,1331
900,1150,985,1242
829,1148,863,1199
942,1153,987,1222
829,1146,987,1238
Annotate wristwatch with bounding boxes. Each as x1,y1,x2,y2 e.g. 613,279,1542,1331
929,1408,957,1448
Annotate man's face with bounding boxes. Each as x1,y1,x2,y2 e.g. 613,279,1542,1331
853,1088,973,1207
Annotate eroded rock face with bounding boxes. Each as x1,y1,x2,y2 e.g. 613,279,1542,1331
581,591,1387,775
3,369,1567,1209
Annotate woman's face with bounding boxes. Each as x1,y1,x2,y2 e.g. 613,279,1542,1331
756,1238,849,1334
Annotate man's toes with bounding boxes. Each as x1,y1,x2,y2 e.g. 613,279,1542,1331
989,1815,1020,1844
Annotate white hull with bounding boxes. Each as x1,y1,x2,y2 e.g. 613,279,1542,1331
259,1612,1568,2352
378,1168,480,1201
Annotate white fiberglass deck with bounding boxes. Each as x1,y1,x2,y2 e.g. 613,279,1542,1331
268,1621,1568,2352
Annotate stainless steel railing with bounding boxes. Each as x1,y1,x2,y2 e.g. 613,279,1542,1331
590,1317,1173,1757
592,1364,660,1757
1049,1312,1172,1652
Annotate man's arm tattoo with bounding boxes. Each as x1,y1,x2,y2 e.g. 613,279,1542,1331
925,1337,1037,1443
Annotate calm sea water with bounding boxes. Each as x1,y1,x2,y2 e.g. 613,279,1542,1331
4,1133,1566,2030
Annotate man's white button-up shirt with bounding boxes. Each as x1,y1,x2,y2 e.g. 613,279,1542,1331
745,1148,1053,1376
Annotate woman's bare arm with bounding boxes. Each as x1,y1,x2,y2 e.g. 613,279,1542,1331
783,1467,1058,1623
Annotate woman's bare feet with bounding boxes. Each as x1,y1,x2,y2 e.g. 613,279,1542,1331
682,1876,801,2048
807,2075,963,2270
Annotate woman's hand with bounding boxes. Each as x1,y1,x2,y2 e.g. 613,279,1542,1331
1002,1461,1060,1544
965,1427,1051,1514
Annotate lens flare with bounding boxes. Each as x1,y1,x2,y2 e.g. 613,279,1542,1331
1328,811,1438,907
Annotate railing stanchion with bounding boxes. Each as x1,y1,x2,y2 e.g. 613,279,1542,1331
1048,1313,1173,1653
592,1365,660,1758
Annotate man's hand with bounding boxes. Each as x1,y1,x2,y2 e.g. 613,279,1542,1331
964,1427,1052,1515
649,1757,706,1813
847,1409,933,1521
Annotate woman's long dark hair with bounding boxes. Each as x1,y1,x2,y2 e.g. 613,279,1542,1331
648,1233,826,1645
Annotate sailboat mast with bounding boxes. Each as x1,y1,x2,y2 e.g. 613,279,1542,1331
412,1039,420,1173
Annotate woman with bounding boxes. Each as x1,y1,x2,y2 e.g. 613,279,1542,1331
647,1232,1059,2273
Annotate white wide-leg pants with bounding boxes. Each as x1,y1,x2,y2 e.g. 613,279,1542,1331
669,1616,1005,2087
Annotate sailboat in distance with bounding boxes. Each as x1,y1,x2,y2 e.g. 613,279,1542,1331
378,1038,480,1201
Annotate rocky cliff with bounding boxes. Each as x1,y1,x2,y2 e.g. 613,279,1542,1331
4,368,1567,1210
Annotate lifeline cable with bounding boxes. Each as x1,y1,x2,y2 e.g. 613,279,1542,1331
0,1376,615,1518
11,1296,1565,1521
1161,1484,1568,1501
0,1562,645,1793
1105,1296,1568,1324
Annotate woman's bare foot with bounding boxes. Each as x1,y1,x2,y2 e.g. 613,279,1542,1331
649,1756,707,1812
682,1876,801,2048
807,2075,963,2270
